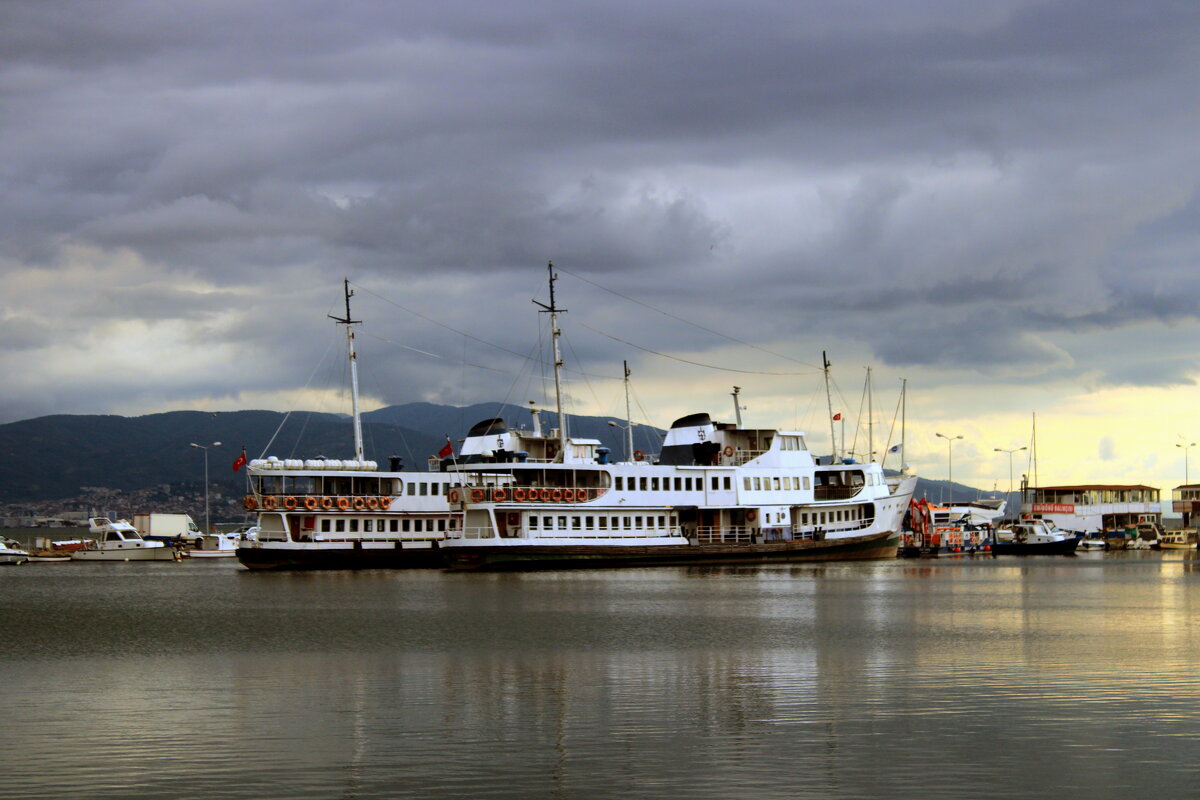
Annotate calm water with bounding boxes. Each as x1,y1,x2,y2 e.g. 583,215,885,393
3,552,1200,799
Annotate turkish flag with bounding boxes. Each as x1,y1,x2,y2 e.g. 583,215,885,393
232,449,248,472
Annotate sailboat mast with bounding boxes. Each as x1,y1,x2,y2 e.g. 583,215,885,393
823,351,838,463
534,262,569,462
329,278,364,462
623,361,634,462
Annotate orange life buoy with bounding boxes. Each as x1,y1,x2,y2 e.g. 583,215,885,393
723,445,734,458
449,489,461,504
351,496,366,511
573,488,585,502
366,496,380,510
262,496,277,510
513,487,527,502
378,496,390,510
243,495,258,511
336,496,351,511
494,488,508,502
320,496,334,510
746,509,758,522
539,488,551,502
303,496,319,511
551,488,563,502
633,449,645,461
470,488,485,503
283,496,298,510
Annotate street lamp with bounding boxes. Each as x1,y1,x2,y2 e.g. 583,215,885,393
935,432,964,503
1177,439,1196,485
994,446,1028,498
190,441,222,534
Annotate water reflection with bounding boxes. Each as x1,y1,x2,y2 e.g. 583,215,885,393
3,557,1200,798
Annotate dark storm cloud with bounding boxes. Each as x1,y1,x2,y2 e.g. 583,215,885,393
2,0,1200,421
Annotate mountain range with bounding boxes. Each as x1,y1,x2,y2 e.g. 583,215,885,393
0,401,1003,508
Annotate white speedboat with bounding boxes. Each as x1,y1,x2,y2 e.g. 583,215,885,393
187,531,241,558
993,519,1079,555
0,537,30,565
71,518,180,561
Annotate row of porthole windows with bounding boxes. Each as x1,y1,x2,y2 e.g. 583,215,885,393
405,482,464,497
318,516,458,534
527,514,676,531
614,475,732,492
745,475,812,492
799,507,865,525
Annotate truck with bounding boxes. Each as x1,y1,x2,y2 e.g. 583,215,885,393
132,513,202,546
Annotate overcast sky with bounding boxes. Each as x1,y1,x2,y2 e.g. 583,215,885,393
4,0,1200,493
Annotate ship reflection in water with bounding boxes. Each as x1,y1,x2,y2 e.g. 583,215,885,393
3,554,1200,799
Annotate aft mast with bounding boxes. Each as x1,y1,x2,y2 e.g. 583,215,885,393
534,262,569,462
329,278,364,462
623,361,634,462
823,351,838,463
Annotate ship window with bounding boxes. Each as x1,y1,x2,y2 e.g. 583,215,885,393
784,477,792,490
744,477,752,490
558,516,567,529
571,517,580,530
754,477,762,491
406,483,416,496
349,519,359,533
402,519,410,532
711,476,719,491
624,516,632,529
335,519,346,533
803,477,811,490
449,518,458,530
390,520,398,532
438,519,446,532
364,519,373,532
615,476,623,490
723,477,730,490
599,517,608,530
801,513,809,524
658,515,666,527
674,477,682,491
321,519,331,532
650,477,658,491
635,516,643,528
640,477,648,491
773,477,780,491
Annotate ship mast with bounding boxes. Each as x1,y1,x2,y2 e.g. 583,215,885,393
534,262,568,462
900,378,907,470
329,278,364,462
823,351,838,463
866,366,874,463
623,361,634,462
731,385,743,427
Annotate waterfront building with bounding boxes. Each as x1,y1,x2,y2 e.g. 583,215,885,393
1021,484,1161,532
1170,484,1200,528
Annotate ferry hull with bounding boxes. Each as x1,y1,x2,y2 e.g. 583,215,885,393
236,543,445,571
443,530,900,571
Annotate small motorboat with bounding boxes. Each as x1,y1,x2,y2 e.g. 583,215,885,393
0,537,30,565
992,519,1080,556
1077,536,1107,552
71,518,180,561
1158,529,1199,550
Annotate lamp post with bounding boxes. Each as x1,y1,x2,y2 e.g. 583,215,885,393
993,446,1028,498
935,432,964,503
190,441,221,534
1177,439,1196,485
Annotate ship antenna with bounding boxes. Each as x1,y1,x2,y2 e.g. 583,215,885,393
533,261,568,462
329,277,364,462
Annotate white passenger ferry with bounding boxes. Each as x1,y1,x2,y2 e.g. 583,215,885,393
235,280,464,570
440,265,916,570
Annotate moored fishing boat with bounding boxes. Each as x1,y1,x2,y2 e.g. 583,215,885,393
900,498,998,557
1157,529,1198,550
